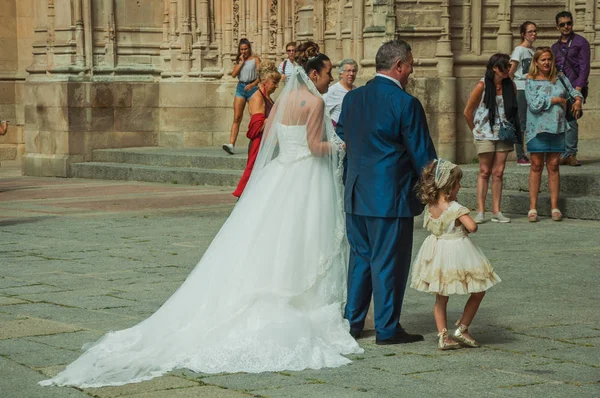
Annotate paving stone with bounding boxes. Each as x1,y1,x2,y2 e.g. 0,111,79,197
252,383,382,398
26,330,104,351
0,317,79,340
493,382,600,398
16,291,136,310
83,375,200,398
0,283,68,296
0,303,138,329
0,356,88,398
0,311,27,321
0,338,81,368
125,385,250,397
201,372,309,391
516,362,600,384
0,296,28,305
518,324,600,340
1,166,599,396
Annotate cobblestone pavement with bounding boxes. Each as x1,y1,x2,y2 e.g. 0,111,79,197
1,161,598,398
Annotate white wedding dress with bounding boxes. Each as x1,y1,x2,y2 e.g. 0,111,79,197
41,67,362,388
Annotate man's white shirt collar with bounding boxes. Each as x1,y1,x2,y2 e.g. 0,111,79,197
376,73,403,89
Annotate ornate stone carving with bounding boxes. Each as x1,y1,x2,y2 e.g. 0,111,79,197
324,0,338,32
270,0,278,50
294,1,300,35
233,0,239,43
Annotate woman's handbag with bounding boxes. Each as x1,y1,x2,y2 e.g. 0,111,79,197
558,74,582,122
498,119,519,144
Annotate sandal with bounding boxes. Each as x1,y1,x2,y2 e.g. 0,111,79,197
437,328,461,351
528,209,539,222
551,208,563,222
453,320,480,348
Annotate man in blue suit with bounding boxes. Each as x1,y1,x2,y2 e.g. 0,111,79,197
336,40,437,345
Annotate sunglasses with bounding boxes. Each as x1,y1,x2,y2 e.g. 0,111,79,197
286,49,295,53
558,21,573,28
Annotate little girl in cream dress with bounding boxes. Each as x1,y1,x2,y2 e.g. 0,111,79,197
411,159,501,350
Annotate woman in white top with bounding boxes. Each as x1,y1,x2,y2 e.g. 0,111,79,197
323,59,358,126
509,21,538,166
277,42,297,81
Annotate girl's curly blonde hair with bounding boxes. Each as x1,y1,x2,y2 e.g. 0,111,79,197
417,160,463,205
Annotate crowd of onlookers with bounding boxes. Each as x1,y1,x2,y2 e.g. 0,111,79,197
465,11,589,223
223,10,591,220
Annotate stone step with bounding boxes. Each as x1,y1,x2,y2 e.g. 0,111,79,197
92,147,248,170
71,162,242,187
457,188,600,220
459,163,600,196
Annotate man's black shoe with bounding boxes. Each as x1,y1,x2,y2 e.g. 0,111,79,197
350,329,362,339
376,330,424,345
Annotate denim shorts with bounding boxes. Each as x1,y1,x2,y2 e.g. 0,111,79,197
527,133,565,153
235,82,258,100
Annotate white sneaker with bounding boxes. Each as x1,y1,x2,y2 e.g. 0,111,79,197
222,143,235,155
491,212,511,223
474,212,485,224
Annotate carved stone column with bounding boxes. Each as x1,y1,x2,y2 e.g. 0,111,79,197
178,0,193,75
169,0,178,43
436,0,456,161
496,0,512,54
314,0,325,48
385,0,395,41
261,0,269,55
353,0,364,63
197,0,210,46
104,0,116,68
74,0,85,67
47,0,56,69
462,0,472,51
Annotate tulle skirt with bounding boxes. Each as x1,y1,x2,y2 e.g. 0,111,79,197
410,235,501,296
40,154,362,388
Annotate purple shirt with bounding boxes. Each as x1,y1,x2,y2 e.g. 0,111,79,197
551,33,591,89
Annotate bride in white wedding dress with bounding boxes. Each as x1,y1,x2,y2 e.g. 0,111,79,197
40,41,363,388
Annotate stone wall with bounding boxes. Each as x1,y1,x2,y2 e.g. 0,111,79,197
1,0,599,176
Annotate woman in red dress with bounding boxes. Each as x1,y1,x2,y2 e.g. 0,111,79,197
233,61,281,197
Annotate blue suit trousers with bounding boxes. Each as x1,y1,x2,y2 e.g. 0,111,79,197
344,214,414,340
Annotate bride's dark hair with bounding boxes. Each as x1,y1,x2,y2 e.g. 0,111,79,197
295,41,330,75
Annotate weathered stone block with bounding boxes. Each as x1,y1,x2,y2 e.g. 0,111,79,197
205,81,237,108
183,131,213,147
0,144,17,160
38,130,69,154
0,81,15,104
26,83,68,107
158,131,185,148
68,107,115,132
68,82,92,108
115,107,158,132
21,153,75,177
131,83,159,107
159,82,207,107
108,131,157,148
92,83,132,108
37,106,69,131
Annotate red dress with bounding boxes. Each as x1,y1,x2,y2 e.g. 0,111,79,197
232,89,274,197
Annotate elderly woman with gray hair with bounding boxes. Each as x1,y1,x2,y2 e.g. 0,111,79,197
323,59,358,126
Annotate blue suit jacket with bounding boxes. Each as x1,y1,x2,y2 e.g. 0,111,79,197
337,76,437,218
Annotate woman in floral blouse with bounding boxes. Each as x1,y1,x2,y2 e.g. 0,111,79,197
463,53,520,224
525,47,582,222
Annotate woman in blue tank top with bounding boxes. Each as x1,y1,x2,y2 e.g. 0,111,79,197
223,38,261,155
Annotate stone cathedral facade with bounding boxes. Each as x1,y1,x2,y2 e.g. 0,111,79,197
0,0,598,177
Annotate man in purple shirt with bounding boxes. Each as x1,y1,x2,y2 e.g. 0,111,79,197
551,11,590,167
